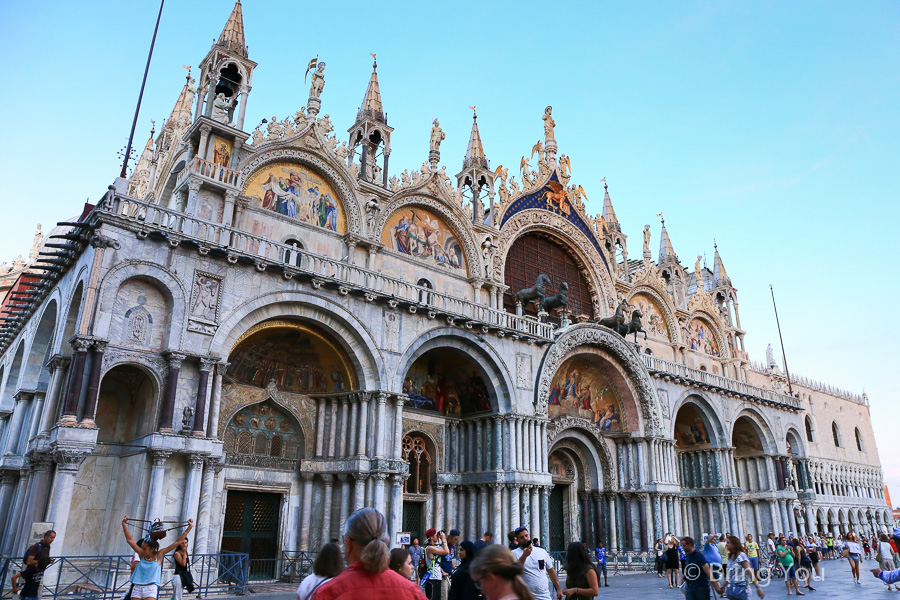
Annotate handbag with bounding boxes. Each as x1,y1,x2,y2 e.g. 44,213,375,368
725,581,750,600
841,547,850,559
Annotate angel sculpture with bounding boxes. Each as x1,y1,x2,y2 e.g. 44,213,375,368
318,114,334,135
508,176,519,196
493,164,508,184
520,156,533,184
531,140,544,160
559,154,572,177
401,169,411,187
294,109,308,129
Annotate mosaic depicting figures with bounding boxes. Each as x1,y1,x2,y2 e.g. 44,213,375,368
243,162,346,233
381,207,466,274
402,348,491,415
547,355,624,432
227,323,355,394
212,136,232,168
630,294,669,340
732,418,765,456
673,405,712,448
687,318,719,357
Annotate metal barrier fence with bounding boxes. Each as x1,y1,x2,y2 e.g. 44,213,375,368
548,550,657,577
0,553,249,600
241,551,319,585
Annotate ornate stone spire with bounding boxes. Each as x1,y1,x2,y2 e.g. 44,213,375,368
658,217,678,264
463,108,488,170
216,1,247,58
601,182,619,233
358,55,385,123
167,71,196,130
713,241,731,287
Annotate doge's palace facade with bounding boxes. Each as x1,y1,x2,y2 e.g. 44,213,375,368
0,3,887,567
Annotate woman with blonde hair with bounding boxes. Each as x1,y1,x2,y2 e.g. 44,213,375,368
469,545,534,600
313,508,422,600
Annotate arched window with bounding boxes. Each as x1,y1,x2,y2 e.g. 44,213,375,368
402,434,432,494
855,428,865,452
284,239,304,267
417,278,433,305
832,422,842,448
805,416,815,443
644,348,653,355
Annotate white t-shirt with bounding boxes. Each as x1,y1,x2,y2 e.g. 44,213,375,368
844,541,861,555
297,574,331,600
766,538,776,554
879,542,894,559
727,552,751,584
512,546,553,600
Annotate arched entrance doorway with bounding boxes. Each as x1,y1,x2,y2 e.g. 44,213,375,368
673,399,727,537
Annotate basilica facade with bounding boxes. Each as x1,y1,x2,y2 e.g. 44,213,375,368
0,2,888,571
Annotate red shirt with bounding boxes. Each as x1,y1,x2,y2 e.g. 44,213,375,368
313,561,425,600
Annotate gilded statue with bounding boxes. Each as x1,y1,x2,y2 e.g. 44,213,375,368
309,62,325,99
429,119,446,152
542,105,555,141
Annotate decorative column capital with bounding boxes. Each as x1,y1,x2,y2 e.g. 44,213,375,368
188,454,205,470
46,353,71,372
591,491,602,502
320,473,334,485
151,450,172,467
52,447,90,471
377,392,388,405
373,472,388,482
435,483,446,492
202,456,221,469
393,394,405,407
188,179,202,194
199,123,212,136
71,337,92,353
335,473,348,483
29,451,55,472
92,340,109,353
301,472,315,482
391,474,405,486
164,352,186,369
199,357,217,372
353,472,368,482
492,415,503,425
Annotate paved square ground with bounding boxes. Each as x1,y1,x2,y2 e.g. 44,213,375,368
245,557,897,599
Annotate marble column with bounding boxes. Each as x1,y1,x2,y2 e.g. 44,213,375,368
479,485,490,537
530,487,540,542
328,399,339,458
194,457,218,554
541,422,549,473
80,342,107,427
580,493,591,542
145,450,171,521
47,449,88,553
38,356,69,436
492,483,503,536
768,501,779,536
348,400,359,459
339,399,350,457
353,473,366,511
0,473,17,542
1,394,27,455
540,487,550,549
207,362,226,437
181,455,204,541
357,394,370,456
608,495,618,551
516,418,524,472
299,473,315,550
468,487,478,540
493,416,503,470
390,475,404,548
393,396,404,460
510,485,521,529
433,484,444,531
475,420,484,471
158,353,185,433
449,422,458,471
59,338,90,424
373,473,387,516
779,500,790,535
753,503,763,539
321,474,335,542
636,441,645,488
192,359,213,436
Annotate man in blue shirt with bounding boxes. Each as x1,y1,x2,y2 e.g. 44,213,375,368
682,536,722,600
441,529,460,600
596,542,609,587
473,531,493,555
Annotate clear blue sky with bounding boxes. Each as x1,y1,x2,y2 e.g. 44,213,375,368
1,1,898,496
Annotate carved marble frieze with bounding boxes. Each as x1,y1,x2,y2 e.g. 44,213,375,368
100,346,168,382
547,416,616,490
187,270,224,335
537,324,662,435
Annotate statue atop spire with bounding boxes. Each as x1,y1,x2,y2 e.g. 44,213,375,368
658,214,678,265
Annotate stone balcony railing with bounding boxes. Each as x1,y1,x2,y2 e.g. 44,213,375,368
175,156,240,190
641,354,802,411
98,194,555,341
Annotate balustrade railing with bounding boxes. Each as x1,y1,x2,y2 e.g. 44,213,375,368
99,194,554,339
175,156,240,190
641,355,800,409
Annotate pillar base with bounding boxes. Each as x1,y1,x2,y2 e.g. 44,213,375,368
78,419,96,428
191,430,205,437
159,428,173,434
307,97,321,118
59,415,78,426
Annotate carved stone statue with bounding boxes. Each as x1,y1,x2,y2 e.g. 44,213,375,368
598,299,629,331
266,116,283,139
643,225,651,256
318,114,334,136
542,105,555,141
429,119,446,152
294,108,309,130
541,281,569,314
211,93,231,124
766,343,778,369
514,274,551,309
695,255,705,289
309,62,325,98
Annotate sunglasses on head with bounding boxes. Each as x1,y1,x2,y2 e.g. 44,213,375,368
514,526,528,534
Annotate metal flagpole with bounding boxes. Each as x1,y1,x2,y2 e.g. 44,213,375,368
120,0,166,179
769,284,793,396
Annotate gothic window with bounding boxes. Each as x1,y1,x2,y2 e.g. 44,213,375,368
855,428,864,452
805,416,815,443
831,422,842,448
225,400,304,470
503,233,593,318
402,434,432,494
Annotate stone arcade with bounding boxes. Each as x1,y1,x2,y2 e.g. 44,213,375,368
0,2,888,573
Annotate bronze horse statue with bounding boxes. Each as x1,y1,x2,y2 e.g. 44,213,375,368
617,309,648,342
514,274,551,309
541,281,569,314
598,299,630,331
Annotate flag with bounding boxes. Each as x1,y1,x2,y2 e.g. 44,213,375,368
304,57,318,81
